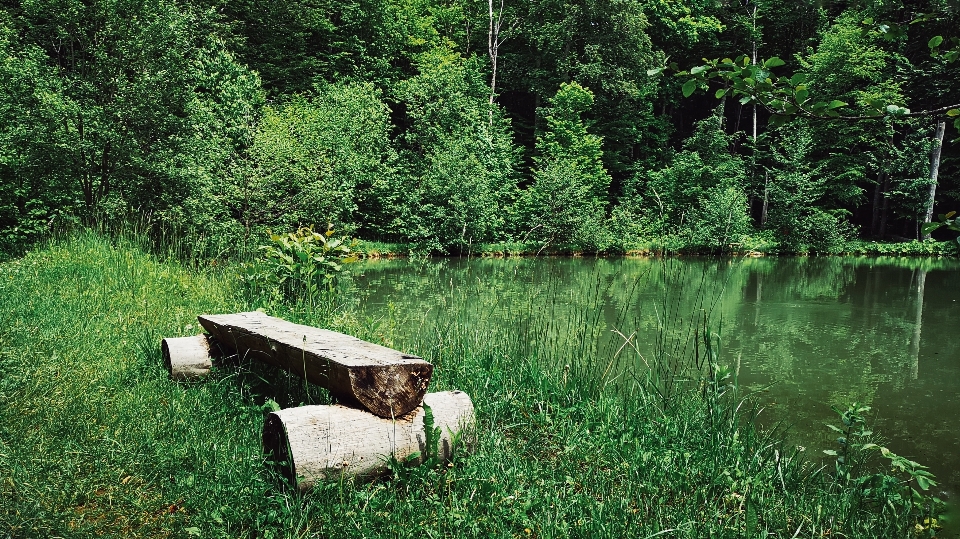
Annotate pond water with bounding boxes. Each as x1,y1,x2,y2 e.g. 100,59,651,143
351,255,960,520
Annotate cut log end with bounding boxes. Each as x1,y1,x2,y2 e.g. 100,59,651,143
262,412,296,485
348,363,434,418
162,335,218,381
262,391,475,491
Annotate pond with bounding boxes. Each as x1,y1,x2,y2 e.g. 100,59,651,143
351,255,960,519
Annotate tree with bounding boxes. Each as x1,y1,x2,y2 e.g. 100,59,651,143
663,3,959,240
391,46,520,252
222,0,409,95
0,0,262,248
242,83,397,238
634,106,751,250
495,0,664,178
760,124,855,252
522,82,611,251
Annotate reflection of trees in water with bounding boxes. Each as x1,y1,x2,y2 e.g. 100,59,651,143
352,257,957,398
908,266,926,381
351,255,960,503
732,260,946,405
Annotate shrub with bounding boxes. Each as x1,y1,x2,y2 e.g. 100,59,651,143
241,225,358,309
390,47,520,253
522,82,613,251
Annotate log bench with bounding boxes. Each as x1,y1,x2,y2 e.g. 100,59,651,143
169,311,433,417
163,313,473,488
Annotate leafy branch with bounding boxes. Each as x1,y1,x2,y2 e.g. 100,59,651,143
650,13,960,131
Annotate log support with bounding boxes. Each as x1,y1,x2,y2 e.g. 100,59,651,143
263,391,475,491
162,334,222,380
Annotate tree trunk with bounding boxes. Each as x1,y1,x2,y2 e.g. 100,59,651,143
922,120,946,239
488,0,501,112
870,171,886,237
198,312,433,417
263,391,475,491
879,173,891,238
760,171,769,227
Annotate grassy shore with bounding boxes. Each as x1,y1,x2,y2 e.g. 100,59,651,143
0,232,945,538
356,238,959,258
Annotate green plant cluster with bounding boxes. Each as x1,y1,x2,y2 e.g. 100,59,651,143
822,403,944,537
240,225,359,313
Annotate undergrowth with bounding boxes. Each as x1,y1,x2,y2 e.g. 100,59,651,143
0,231,946,538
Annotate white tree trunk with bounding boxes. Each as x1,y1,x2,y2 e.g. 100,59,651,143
488,0,504,125
922,120,946,239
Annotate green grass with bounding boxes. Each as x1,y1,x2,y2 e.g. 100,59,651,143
0,232,946,538
357,237,959,258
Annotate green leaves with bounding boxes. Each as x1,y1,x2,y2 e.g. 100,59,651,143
524,82,611,251
928,35,943,49
681,79,698,98
762,57,785,69
921,210,960,239
253,225,359,305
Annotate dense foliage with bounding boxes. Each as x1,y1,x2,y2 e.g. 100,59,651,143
0,0,958,254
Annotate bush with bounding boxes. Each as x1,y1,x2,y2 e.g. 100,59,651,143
241,83,397,237
635,107,752,249
390,47,520,252
686,186,753,251
522,82,613,251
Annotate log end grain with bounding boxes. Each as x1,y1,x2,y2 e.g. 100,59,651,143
162,334,218,381
262,390,475,491
347,362,434,418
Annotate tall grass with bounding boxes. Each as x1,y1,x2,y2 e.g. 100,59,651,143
0,231,943,538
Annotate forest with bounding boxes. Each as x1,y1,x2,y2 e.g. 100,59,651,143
1,0,958,256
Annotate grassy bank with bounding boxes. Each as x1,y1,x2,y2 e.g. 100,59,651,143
0,232,945,538
357,238,959,258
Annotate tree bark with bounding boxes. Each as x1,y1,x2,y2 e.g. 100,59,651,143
879,172,891,238
870,171,886,237
263,391,475,491
198,312,433,417
488,0,505,126
760,170,769,228
922,120,946,239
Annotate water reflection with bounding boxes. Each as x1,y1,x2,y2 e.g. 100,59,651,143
350,256,960,506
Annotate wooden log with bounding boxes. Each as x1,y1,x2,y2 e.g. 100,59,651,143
262,391,474,491
197,311,433,417
162,334,220,380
